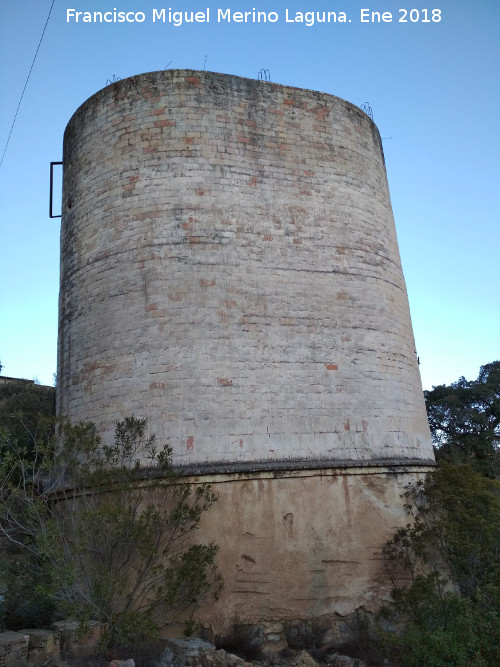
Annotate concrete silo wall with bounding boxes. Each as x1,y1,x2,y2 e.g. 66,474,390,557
57,70,432,469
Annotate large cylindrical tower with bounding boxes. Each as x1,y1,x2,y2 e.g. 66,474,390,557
58,69,432,469
57,70,434,629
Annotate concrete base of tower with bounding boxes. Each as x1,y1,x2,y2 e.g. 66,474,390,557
178,462,434,632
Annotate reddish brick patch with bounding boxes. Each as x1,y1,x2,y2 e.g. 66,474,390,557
263,234,273,241
84,361,104,372
168,288,187,301
186,437,194,452
238,135,252,144
224,300,237,309
218,378,233,386
200,278,216,287
149,381,165,390
293,238,302,245
145,303,158,311
362,420,369,432
344,420,351,431
311,105,330,121
154,119,176,127
238,119,257,128
325,363,338,371
186,76,201,85
217,309,229,323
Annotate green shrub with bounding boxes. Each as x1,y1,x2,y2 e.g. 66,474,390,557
382,462,500,665
0,550,55,630
0,416,221,644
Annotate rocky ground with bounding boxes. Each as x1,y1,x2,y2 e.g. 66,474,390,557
62,638,371,667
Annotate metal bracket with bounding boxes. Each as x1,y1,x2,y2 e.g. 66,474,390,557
49,161,63,218
360,102,374,121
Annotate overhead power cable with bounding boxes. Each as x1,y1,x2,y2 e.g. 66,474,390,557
0,0,56,169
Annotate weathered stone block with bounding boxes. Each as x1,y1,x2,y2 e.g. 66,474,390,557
0,631,29,666
24,629,60,665
50,620,108,657
291,650,320,667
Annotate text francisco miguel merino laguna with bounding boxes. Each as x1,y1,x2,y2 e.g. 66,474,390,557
66,7,354,26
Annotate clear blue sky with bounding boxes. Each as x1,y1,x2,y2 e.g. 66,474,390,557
0,0,498,390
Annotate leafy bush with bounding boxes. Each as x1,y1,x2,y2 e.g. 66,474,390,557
382,462,500,665
0,415,221,643
0,379,57,628
0,378,55,459
382,595,499,667
0,549,55,630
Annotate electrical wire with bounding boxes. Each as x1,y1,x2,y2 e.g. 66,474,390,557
0,0,56,169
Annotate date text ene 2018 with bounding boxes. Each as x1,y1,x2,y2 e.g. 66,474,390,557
361,9,442,23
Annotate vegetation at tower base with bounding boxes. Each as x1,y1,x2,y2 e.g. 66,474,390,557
380,462,500,666
1,364,499,664
378,362,500,665
0,414,221,645
424,360,500,478
0,376,58,629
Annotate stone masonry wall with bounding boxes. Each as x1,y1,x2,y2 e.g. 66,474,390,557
57,70,433,467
